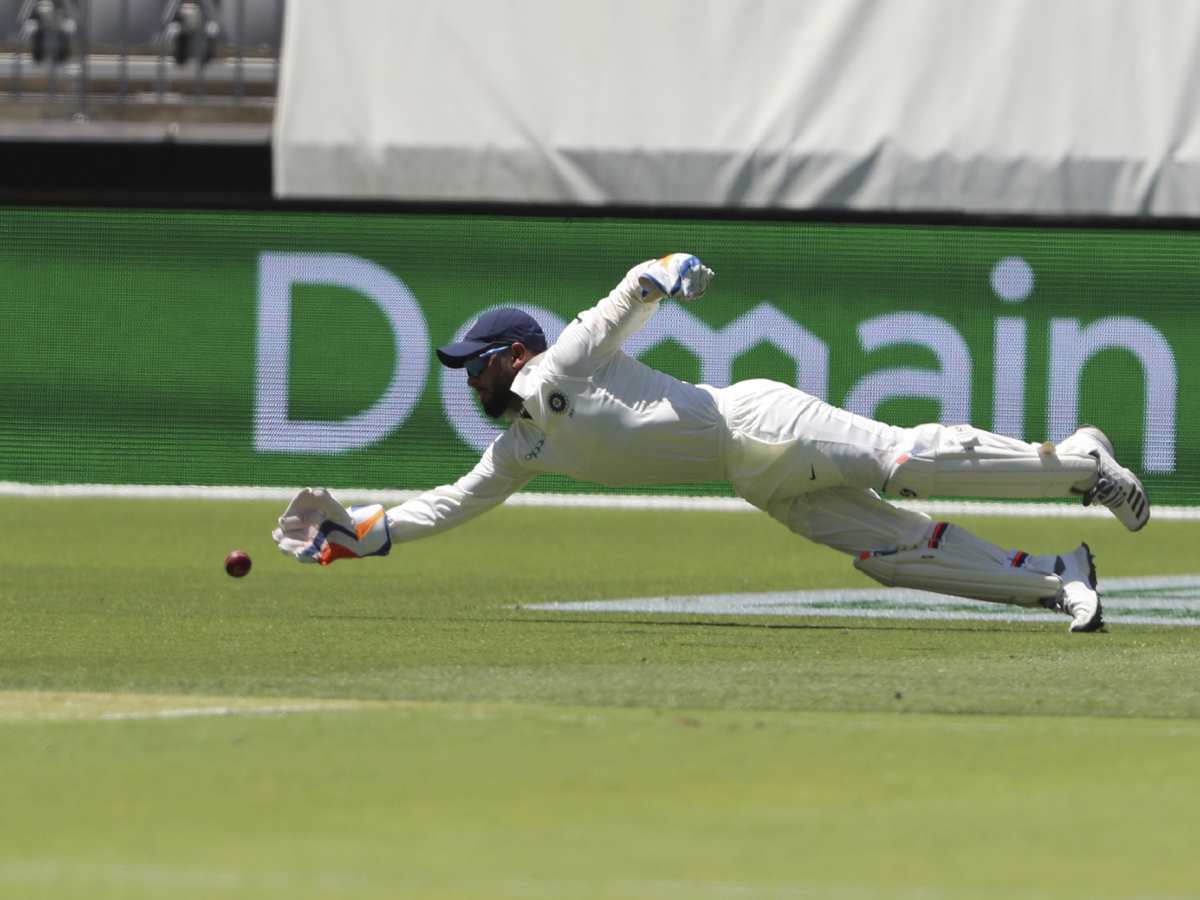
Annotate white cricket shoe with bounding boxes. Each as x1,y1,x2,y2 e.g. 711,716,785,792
1060,425,1150,531
1040,543,1104,632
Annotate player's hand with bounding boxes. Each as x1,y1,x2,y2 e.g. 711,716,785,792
637,254,714,303
272,487,392,565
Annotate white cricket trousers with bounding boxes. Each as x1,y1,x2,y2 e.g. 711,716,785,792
715,380,1098,556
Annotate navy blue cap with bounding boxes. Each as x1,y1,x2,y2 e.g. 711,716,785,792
436,308,548,368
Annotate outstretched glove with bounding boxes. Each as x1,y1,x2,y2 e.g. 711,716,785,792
637,254,714,303
272,487,392,565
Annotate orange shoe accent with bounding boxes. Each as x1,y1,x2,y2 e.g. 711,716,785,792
355,507,385,540
318,542,361,566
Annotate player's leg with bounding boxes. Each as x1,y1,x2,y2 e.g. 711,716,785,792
854,521,1102,633
885,423,1149,531
719,380,1148,532
763,485,931,556
721,380,922,507
767,487,1103,632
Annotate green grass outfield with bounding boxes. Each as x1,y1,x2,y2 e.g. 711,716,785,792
1,497,1199,899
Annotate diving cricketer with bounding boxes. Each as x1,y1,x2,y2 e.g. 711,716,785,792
273,255,1150,632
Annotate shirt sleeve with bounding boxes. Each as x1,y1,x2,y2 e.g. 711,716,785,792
385,433,536,544
546,260,661,376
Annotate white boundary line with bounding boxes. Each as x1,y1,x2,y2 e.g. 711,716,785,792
95,703,365,721
2,481,1199,519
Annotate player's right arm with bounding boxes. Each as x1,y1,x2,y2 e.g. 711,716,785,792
273,436,535,564
384,438,536,544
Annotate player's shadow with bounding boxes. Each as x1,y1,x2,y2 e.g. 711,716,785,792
303,613,1058,634
509,616,1044,634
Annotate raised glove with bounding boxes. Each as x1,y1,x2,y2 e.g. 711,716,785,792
637,254,714,303
272,487,391,565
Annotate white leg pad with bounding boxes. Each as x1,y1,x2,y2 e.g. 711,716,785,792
884,424,1098,500
853,522,1061,607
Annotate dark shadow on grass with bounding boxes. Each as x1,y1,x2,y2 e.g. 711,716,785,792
304,612,1069,636
506,616,1053,634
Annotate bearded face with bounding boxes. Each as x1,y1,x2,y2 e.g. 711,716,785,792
468,348,520,419
481,381,517,419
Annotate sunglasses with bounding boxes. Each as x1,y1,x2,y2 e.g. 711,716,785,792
464,344,512,377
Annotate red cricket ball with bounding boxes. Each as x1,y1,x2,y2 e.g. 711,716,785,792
224,550,252,578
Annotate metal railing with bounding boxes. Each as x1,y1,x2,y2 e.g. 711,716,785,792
1,0,282,132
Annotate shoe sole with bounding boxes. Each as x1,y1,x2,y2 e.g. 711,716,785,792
1075,425,1150,532
1068,542,1105,633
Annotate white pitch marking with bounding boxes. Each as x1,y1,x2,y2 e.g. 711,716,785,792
527,575,1200,626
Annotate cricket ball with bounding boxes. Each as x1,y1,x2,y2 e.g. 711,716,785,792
224,550,252,578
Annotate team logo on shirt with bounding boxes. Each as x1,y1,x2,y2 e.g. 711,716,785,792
547,390,569,414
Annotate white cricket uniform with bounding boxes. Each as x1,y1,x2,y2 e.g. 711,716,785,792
385,262,1098,556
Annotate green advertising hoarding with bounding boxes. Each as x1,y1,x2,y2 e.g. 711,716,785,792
0,206,1194,502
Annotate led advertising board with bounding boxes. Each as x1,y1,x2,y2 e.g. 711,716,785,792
0,208,1190,501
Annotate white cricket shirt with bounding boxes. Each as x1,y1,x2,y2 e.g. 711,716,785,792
386,262,729,543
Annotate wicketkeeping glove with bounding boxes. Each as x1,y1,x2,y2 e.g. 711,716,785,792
271,487,392,565
637,254,714,303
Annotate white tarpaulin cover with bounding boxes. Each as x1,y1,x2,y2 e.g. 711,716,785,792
274,0,1200,215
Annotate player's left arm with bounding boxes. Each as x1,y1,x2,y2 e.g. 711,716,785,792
551,254,713,373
